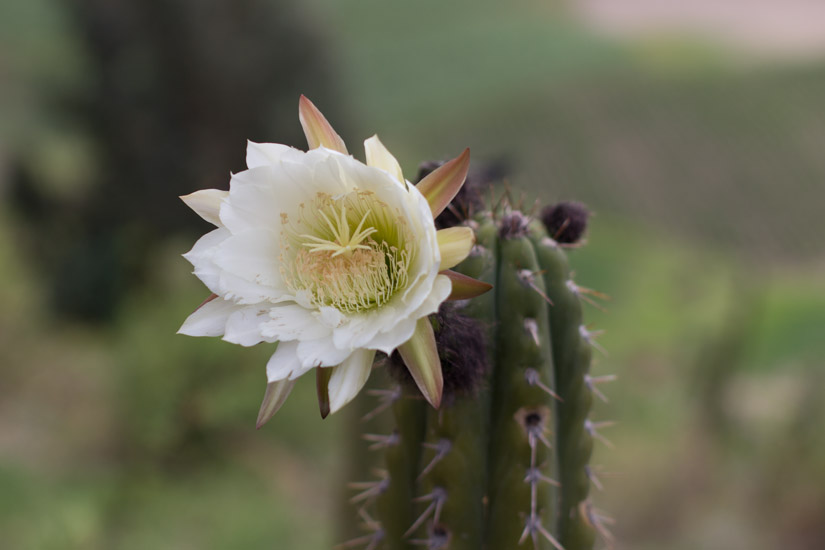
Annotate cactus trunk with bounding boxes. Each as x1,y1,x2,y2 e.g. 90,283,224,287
345,202,608,550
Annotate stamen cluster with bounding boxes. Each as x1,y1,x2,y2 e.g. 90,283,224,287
281,190,413,313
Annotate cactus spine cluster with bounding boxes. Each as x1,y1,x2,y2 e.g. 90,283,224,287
345,200,612,550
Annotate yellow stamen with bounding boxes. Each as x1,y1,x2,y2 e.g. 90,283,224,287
281,190,415,313
300,206,378,257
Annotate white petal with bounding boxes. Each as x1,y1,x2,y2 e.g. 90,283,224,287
416,273,454,316
220,167,287,234
183,227,231,295
178,297,239,337
221,153,351,235
223,306,278,347
260,304,331,342
328,348,376,413
296,337,353,368
266,341,304,382
364,273,452,354
364,135,404,183
212,228,286,302
363,315,417,356
217,271,291,305
330,271,451,354
305,148,355,195
398,184,442,303
181,189,228,226
246,141,302,169
318,306,345,328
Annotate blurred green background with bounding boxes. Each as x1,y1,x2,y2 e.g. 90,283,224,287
2,0,824,548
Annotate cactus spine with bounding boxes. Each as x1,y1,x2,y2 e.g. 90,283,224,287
345,201,610,550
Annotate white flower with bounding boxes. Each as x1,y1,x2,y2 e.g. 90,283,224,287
178,96,490,425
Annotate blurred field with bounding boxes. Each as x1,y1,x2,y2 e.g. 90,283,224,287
1,0,824,549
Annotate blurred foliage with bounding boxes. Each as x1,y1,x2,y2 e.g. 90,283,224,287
1,0,824,549
6,0,342,321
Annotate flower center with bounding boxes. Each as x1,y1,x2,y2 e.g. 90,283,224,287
299,206,377,257
281,191,413,313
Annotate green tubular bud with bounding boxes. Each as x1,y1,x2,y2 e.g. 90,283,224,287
528,222,597,550
412,217,498,549
486,228,559,550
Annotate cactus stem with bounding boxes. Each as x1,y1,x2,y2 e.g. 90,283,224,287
336,508,385,550
363,431,401,451
565,280,611,302
355,507,382,531
525,368,563,402
528,442,539,517
524,318,540,346
409,524,451,549
540,236,559,249
362,386,402,421
490,186,514,219
469,243,488,257
532,426,553,451
417,439,452,481
349,475,390,504
584,419,616,449
519,515,566,550
406,488,448,537
581,501,616,550
516,407,554,447
579,325,608,357
584,465,604,492
525,467,561,488
584,374,617,403
517,269,554,305
335,530,385,550
565,280,609,312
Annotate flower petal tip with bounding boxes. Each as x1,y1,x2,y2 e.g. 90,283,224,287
316,367,333,419
415,148,470,218
442,270,493,300
298,95,348,154
397,317,443,409
180,189,227,226
364,134,404,183
437,226,476,270
256,379,296,429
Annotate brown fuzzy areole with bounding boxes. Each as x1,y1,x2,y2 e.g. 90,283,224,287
540,201,589,244
387,303,489,401
497,210,531,240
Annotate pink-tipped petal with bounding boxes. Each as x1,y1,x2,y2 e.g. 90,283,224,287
316,367,333,419
436,226,475,270
415,148,470,218
397,317,443,409
180,189,228,226
298,95,348,154
256,378,296,429
442,270,493,300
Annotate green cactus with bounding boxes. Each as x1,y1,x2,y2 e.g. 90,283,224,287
343,200,612,550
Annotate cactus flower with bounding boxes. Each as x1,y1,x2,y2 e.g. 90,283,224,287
179,96,490,424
